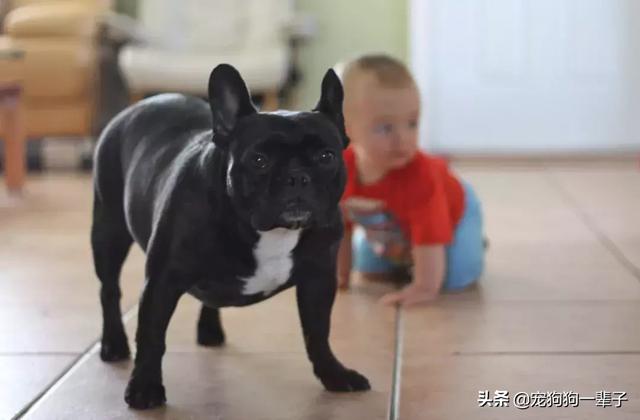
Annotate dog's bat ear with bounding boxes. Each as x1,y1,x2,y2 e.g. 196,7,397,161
208,64,257,144
313,69,349,149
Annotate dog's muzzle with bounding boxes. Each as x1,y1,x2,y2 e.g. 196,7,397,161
281,208,312,226
279,198,312,229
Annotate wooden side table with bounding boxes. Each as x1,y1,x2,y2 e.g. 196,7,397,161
0,44,26,193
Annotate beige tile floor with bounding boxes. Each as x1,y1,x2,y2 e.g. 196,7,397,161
1,160,639,419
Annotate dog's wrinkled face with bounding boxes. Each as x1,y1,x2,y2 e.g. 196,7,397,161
227,112,346,230
208,64,349,230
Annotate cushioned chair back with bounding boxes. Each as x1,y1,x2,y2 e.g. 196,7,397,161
138,0,292,52
12,0,110,11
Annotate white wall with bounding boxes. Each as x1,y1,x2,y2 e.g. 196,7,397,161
410,0,640,154
296,0,408,109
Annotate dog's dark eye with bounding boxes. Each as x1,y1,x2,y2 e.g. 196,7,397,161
317,150,335,164
252,153,269,169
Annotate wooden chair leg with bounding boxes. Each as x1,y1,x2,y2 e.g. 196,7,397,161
262,90,279,111
1,93,26,193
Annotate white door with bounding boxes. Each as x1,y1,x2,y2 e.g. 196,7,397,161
410,0,640,154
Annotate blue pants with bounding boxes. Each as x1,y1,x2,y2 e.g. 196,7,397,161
352,181,484,290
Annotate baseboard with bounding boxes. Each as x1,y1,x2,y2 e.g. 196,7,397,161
0,137,93,173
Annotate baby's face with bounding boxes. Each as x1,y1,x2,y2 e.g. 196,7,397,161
346,80,420,172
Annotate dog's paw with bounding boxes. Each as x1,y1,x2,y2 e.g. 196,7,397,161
197,325,225,347
318,367,371,392
124,379,166,409
100,334,130,362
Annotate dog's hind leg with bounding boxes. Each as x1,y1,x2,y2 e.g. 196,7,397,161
92,195,133,361
197,305,225,346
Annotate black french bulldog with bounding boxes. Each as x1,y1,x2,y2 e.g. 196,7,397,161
91,64,370,409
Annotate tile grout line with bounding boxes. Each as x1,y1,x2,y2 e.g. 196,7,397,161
13,299,410,419
387,304,404,420
453,350,640,356
12,343,100,420
544,169,640,283
13,303,140,420
0,352,80,357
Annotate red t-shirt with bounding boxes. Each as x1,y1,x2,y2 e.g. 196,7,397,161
341,147,465,245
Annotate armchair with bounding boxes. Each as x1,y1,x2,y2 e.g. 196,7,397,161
118,0,295,110
1,0,109,138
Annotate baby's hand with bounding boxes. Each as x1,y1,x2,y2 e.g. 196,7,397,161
379,283,438,307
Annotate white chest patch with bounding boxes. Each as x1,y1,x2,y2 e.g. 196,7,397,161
241,228,301,295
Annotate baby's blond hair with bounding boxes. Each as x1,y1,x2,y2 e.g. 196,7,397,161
339,54,416,92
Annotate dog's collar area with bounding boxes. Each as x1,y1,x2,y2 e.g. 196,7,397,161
241,227,301,295
257,226,305,233
225,154,235,197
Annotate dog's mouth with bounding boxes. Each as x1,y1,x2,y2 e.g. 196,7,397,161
250,207,313,231
279,209,312,229
278,198,313,229
250,198,314,231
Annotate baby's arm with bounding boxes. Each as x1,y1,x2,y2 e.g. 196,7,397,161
380,244,446,306
412,245,447,298
337,227,353,290
411,244,446,296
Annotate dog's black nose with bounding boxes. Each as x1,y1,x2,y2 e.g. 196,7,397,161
286,173,310,188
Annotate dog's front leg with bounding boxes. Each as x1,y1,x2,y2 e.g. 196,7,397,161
296,269,371,392
125,272,184,409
